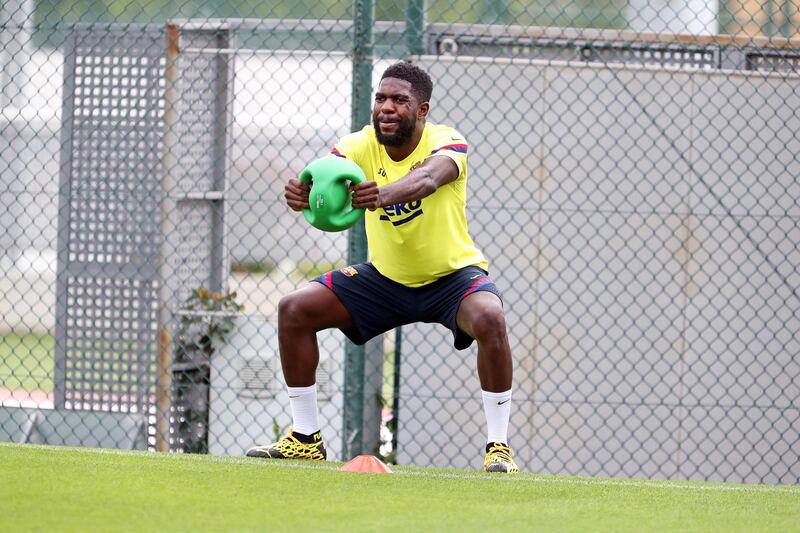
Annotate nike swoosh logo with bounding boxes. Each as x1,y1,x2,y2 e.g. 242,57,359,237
450,136,463,141
497,399,510,405
288,395,300,399
470,274,480,279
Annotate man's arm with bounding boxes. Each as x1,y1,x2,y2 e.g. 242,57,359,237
285,130,366,212
351,155,459,211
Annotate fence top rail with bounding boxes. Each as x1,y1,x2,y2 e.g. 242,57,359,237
428,23,800,50
169,19,800,50
168,18,404,34
421,51,800,81
65,19,800,51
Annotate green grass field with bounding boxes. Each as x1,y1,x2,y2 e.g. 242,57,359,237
0,333,54,392
1,443,798,532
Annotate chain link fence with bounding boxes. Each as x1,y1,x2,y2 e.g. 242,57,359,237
1,1,799,484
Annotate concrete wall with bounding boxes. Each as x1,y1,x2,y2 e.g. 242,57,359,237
395,56,800,484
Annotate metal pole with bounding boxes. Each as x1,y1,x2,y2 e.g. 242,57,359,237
780,0,792,38
391,326,402,457
392,0,425,458
343,0,374,459
765,0,775,37
156,23,181,453
405,0,426,55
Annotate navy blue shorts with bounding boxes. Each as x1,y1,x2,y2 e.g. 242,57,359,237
313,263,502,350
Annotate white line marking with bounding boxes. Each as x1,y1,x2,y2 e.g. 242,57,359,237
3,443,798,495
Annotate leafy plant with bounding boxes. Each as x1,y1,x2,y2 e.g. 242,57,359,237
230,260,275,275
172,288,243,454
174,288,245,362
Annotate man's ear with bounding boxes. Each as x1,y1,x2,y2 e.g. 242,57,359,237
417,101,429,121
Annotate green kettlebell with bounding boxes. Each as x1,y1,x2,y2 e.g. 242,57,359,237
298,156,367,232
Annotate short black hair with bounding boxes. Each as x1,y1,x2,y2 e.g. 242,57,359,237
380,62,433,104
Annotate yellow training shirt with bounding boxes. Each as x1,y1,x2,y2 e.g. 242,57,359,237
331,122,488,287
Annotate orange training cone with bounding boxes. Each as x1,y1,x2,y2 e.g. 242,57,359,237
339,455,393,474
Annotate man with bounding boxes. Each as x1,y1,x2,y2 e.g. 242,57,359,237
246,62,517,473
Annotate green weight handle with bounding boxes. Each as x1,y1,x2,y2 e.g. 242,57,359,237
298,156,367,232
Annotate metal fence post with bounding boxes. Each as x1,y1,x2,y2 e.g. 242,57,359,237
765,0,776,37
157,23,181,452
342,0,374,459
405,0,425,56
781,0,793,37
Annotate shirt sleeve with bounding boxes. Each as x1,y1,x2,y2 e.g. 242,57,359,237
330,128,369,168
426,126,468,178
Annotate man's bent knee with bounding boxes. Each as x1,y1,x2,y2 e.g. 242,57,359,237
458,291,507,341
469,306,507,343
278,291,307,326
278,283,354,332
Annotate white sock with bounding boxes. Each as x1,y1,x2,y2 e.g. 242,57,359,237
287,384,320,436
481,389,512,444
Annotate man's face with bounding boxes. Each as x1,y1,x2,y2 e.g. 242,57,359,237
372,77,423,146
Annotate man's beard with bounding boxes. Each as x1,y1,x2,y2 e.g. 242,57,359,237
373,115,416,146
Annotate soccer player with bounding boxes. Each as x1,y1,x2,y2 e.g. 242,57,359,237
246,62,518,473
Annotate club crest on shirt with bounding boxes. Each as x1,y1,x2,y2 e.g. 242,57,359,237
340,266,358,277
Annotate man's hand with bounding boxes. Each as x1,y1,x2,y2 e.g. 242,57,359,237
284,178,310,212
351,181,381,211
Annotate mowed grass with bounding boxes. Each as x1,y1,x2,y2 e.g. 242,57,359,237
0,333,54,392
1,444,798,532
